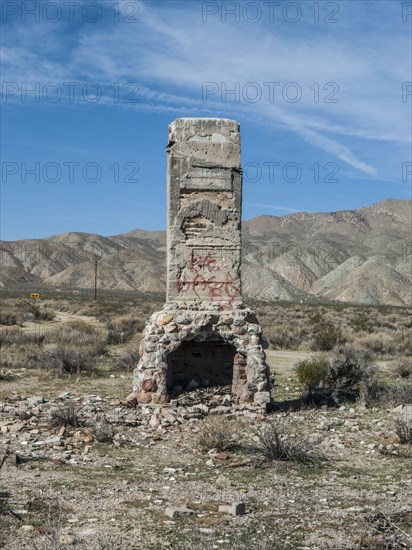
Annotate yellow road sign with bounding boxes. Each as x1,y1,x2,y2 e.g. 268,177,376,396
29,293,40,299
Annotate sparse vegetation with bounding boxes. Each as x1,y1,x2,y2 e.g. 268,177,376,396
91,533,126,550
261,302,411,357
114,345,140,372
295,356,328,395
267,324,309,350
365,381,412,408
356,511,412,549
45,322,106,348
50,402,80,427
394,416,412,444
0,308,24,326
93,417,116,443
106,315,145,345
394,357,412,379
0,293,411,549
197,416,240,452
326,345,374,403
247,422,327,465
0,326,45,346
350,311,374,333
311,318,344,351
32,346,98,376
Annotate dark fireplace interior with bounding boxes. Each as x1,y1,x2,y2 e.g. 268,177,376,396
167,339,236,393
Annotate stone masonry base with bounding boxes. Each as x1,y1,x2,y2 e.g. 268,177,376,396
132,302,271,406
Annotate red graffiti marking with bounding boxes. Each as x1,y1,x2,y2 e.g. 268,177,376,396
176,275,240,301
176,249,240,301
188,250,222,273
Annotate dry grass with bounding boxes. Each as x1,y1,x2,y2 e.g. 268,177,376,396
260,303,411,357
365,381,412,408
0,327,45,346
30,346,99,376
197,416,241,452
106,315,145,345
114,345,140,372
247,422,327,465
44,322,106,348
0,307,24,326
394,357,412,379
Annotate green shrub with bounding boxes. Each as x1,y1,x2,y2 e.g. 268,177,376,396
296,347,375,404
350,311,374,333
295,356,328,394
311,320,344,351
394,416,412,444
326,346,373,403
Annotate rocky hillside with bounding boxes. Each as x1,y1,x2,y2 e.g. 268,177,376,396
1,199,411,306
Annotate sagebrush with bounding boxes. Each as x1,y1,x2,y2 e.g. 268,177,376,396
247,422,327,464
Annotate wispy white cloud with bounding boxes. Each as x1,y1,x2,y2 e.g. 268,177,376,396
2,0,410,178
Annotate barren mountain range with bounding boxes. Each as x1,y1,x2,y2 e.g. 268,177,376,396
1,199,411,306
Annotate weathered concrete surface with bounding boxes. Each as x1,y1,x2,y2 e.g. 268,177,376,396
132,118,270,406
167,118,242,303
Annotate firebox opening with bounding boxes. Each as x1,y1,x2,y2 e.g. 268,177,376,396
167,340,236,394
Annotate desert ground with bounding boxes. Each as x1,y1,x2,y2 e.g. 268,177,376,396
1,292,411,549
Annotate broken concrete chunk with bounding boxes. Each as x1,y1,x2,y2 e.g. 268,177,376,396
165,506,194,518
218,502,246,516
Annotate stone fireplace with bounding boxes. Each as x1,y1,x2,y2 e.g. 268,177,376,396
132,118,271,406
167,339,236,392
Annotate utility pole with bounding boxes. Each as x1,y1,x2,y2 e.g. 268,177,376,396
94,258,98,300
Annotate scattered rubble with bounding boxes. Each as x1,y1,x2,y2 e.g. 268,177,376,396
1,386,411,548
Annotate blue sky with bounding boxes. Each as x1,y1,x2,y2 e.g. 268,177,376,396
1,0,411,240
